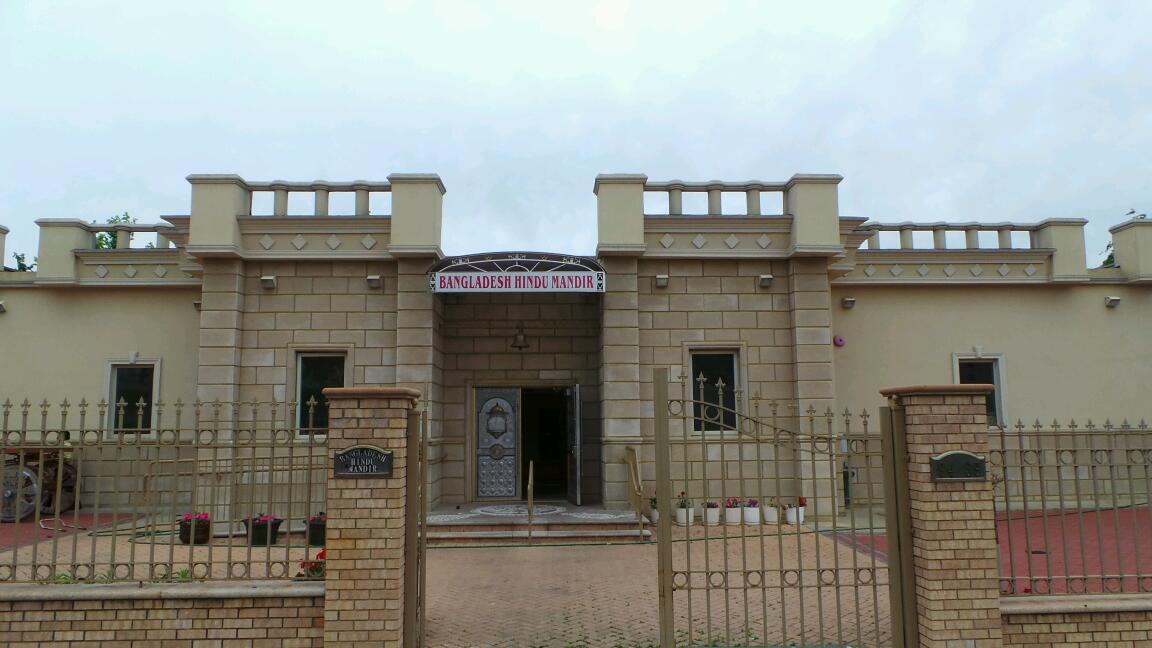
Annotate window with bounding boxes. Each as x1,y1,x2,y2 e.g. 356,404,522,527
297,354,346,433
110,364,155,431
957,358,1001,426
690,351,738,432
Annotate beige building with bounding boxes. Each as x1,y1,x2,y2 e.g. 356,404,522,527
1,172,1150,508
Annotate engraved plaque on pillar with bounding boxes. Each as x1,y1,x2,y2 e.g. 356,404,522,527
476,388,519,498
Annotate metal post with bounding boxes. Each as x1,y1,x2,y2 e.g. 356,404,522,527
880,404,918,648
653,368,675,647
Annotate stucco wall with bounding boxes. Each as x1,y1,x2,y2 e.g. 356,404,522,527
0,287,201,406
830,284,1152,423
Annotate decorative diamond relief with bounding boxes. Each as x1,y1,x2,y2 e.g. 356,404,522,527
292,234,307,250
692,234,707,249
360,234,378,250
94,265,109,278
917,264,930,277
153,265,167,278
660,233,675,249
1024,264,1037,276
998,263,1011,277
259,234,275,250
943,264,956,277
863,265,876,277
890,265,903,277
757,234,772,249
970,265,983,277
326,234,342,250
724,234,740,249
123,265,137,278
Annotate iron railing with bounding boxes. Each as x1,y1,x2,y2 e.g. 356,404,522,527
0,398,327,583
991,417,1152,596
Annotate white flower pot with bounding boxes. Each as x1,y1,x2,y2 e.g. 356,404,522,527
785,506,807,525
648,509,659,525
743,507,761,525
675,507,694,526
703,508,720,526
724,508,742,525
761,505,779,524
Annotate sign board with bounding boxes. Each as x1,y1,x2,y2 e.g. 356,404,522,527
430,271,605,293
929,450,987,482
334,445,393,478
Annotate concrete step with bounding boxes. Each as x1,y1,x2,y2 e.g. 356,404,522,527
427,527,652,547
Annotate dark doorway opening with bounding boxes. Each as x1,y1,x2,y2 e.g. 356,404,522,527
520,387,568,499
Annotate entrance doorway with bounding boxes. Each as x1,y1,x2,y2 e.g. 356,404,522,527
474,385,582,504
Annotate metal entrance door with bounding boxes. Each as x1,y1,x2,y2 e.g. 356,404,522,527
566,384,582,505
651,368,903,647
475,387,520,499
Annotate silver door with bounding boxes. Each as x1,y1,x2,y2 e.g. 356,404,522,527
476,387,519,499
566,384,582,505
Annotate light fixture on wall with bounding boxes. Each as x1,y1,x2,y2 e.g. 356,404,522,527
260,275,277,290
1104,295,1121,308
654,274,669,288
366,275,383,289
841,297,857,309
510,323,530,350
0,301,6,313
758,274,774,288
192,300,202,311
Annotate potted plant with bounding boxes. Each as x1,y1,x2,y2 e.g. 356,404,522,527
703,500,721,526
647,494,659,525
784,496,808,525
296,548,326,579
243,513,282,546
743,498,761,525
178,512,211,545
674,492,694,526
723,497,743,525
307,512,326,547
762,497,780,524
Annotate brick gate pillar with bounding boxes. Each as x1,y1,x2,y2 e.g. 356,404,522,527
323,386,421,647
881,384,1003,648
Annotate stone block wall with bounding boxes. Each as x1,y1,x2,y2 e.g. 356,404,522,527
440,292,602,504
0,583,323,647
1002,606,1152,646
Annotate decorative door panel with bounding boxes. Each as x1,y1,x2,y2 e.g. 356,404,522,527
475,388,519,499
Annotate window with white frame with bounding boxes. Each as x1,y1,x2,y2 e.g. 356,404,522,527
690,351,738,432
956,357,1003,426
109,364,156,431
296,353,346,433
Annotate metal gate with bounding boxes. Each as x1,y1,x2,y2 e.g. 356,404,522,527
652,368,905,647
403,401,429,647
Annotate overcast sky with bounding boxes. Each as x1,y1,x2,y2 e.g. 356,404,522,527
1,1,1149,264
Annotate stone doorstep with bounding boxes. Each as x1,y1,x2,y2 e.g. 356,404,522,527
0,579,323,602
1001,593,1152,616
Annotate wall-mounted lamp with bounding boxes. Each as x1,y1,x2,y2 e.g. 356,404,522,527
654,274,669,288
260,275,277,290
841,297,857,309
192,300,202,311
510,324,530,350
758,274,774,288
366,275,383,289
1105,295,1121,308
0,301,7,313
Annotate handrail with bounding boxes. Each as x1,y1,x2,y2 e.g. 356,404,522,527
526,460,534,544
624,446,645,534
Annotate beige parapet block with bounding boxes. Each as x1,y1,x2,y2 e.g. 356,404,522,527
783,174,843,256
1110,217,1152,282
881,383,1003,648
0,223,7,268
323,386,421,648
594,174,647,256
1031,218,1089,282
186,174,249,256
33,219,93,283
388,174,445,257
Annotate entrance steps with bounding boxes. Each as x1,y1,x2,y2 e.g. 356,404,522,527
426,502,651,547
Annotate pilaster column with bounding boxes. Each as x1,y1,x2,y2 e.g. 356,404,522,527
196,258,245,404
600,256,640,506
881,384,1003,647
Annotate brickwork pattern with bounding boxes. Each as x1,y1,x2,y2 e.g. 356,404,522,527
898,391,1004,647
0,593,323,647
1003,609,1152,646
323,388,417,647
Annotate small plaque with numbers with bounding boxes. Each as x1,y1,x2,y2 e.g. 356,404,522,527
930,450,987,482
334,445,393,478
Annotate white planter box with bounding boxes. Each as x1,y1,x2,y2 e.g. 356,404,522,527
675,507,694,526
784,506,807,525
762,505,779,524
649,509,659,525
703,507,721,526
743,506,761,525
724,508,742,525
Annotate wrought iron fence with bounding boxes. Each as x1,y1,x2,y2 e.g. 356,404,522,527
0,397,327,583
653,369,895,648
991,417,1152,596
